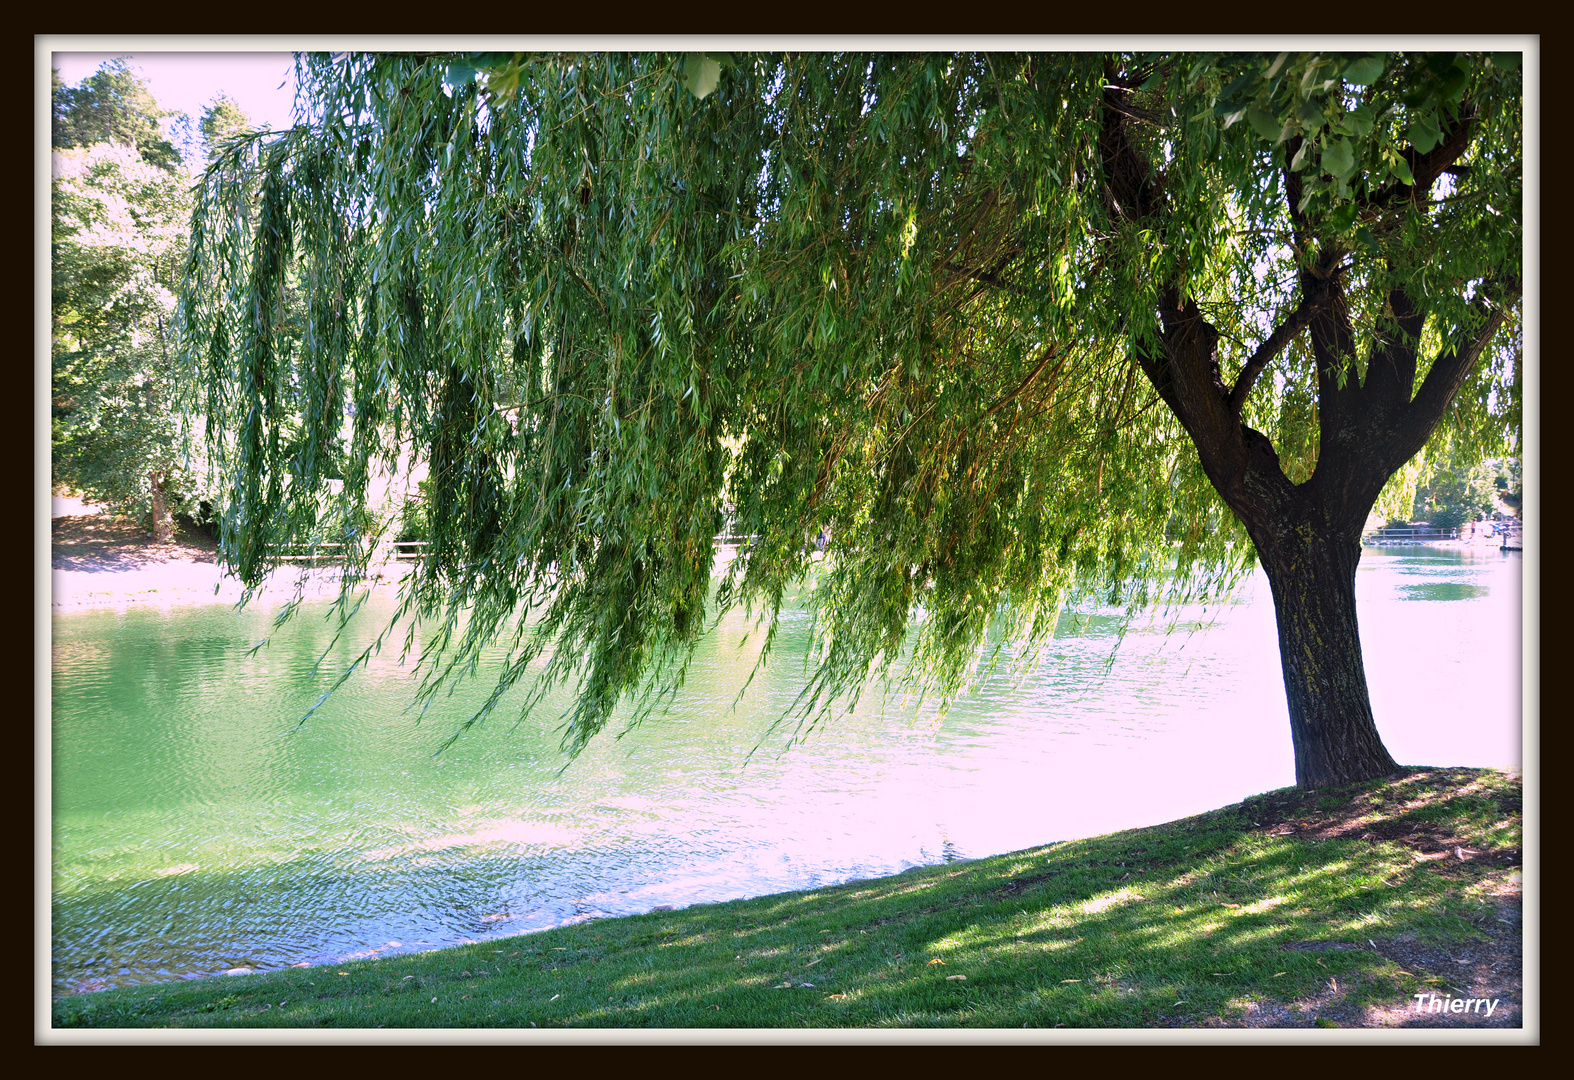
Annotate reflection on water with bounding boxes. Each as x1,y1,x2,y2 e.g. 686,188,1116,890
1398,583,1492,602
51,545,1521,994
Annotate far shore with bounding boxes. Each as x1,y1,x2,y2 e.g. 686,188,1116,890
50,504,1519,613
51,559,405,612
1387,533,1522,551
50,508,405,612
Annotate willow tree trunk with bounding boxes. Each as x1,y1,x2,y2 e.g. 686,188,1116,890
1253,516,1398,788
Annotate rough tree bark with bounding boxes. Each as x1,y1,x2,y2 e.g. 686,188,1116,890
1254,512,1396,786
1097,80,1516,788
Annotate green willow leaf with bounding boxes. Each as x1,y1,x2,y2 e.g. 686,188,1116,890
1408,112,1444,154
1321,137,1355,181
1247,104,1281,141
1342,56,1385,86
683,54,721,99
1343,103,1375,137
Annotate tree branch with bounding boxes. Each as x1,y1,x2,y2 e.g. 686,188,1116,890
1282,139,1311,254
1098,78,1294,521
1098,80,1163,224
1227,289,1326,418
1366,103,1479,212
982,344,1064,419
951,265,1032,298
1399,276,1520,461
1308,274,1362,407
1360,284,1426,413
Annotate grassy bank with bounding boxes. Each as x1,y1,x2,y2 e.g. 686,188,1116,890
52,767,1522,1030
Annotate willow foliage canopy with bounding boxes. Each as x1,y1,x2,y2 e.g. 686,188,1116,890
180,52,1522,788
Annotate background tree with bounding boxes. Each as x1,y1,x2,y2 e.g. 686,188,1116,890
52,143,204,539
1494,458,1522,513
51,63,216,537
1410,444,1500,528
53,72,293,538
180,52,1521,788
52,59,182,172
200,93,255,162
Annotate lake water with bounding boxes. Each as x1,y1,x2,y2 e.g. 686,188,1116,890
49,544,1522,995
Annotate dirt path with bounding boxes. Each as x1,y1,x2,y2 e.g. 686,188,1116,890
52,511,219,572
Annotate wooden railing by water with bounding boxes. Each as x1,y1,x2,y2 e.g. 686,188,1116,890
1362,526,1459,546
1360,522,1523,549
273,542,348,566
270,541,433,566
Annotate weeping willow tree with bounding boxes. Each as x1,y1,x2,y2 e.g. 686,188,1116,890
179,51,1521,788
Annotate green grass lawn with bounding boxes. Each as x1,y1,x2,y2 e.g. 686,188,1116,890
51,766,1522,1030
